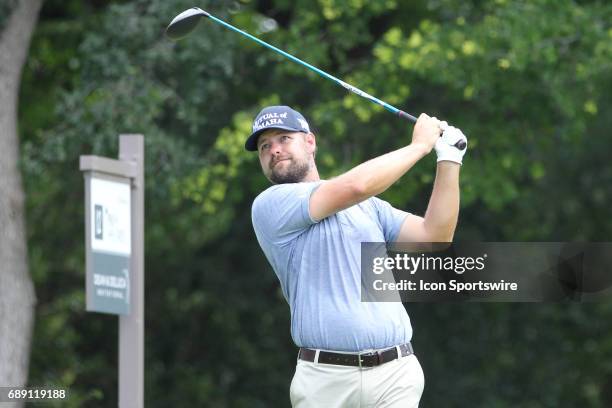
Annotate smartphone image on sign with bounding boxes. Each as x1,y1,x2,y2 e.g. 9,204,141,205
95,204,103,240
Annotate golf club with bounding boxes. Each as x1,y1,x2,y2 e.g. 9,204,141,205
166,7,467,150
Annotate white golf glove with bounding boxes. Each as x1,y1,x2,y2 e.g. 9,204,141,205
434,122,468,165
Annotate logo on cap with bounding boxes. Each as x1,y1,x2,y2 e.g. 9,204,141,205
297,118,310,131
253,112,289,132
245,105,311,151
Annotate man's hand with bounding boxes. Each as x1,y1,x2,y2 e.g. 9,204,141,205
410,113,443,154
435,125,468,165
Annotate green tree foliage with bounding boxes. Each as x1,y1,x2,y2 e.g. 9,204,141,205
19,0,612,406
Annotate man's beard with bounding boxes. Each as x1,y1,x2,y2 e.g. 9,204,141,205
269,158,310,184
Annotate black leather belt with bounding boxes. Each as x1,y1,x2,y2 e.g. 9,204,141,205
298,342,414,368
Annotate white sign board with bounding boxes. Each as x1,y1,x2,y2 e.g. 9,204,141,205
91,178,131,255
86,176,132,315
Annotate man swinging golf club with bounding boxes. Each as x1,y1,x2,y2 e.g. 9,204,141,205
165,9,467,405
249,105,468,407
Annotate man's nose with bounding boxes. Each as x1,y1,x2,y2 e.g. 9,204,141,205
271,140,282,155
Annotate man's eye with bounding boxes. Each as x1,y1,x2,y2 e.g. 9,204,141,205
281,135,290,141
260,144,270,151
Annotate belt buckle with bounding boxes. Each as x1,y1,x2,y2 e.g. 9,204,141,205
358,350,380,368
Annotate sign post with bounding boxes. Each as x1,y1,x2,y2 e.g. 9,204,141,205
80,135,144,408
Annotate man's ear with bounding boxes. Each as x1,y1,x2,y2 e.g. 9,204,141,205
305,132,316,152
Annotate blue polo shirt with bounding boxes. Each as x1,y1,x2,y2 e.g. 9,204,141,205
251,181,413,352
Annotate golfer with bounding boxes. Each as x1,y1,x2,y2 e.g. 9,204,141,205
248,105,467,407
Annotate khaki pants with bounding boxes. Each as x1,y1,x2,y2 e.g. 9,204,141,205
290,352,424,407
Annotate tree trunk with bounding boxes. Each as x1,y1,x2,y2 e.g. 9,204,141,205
0,0,43,402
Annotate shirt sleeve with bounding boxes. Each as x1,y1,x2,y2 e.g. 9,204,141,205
370,197,410,242
251,182,322,246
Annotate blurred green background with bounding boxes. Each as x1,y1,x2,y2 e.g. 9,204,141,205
10,0,612,406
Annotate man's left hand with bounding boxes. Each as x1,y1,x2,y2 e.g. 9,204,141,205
434,124,468,165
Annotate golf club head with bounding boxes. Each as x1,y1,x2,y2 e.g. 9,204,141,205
166,7,210,40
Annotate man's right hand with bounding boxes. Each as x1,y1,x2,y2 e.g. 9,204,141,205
410,113,442,154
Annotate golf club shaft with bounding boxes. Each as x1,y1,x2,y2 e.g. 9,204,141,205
205,14,417,123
